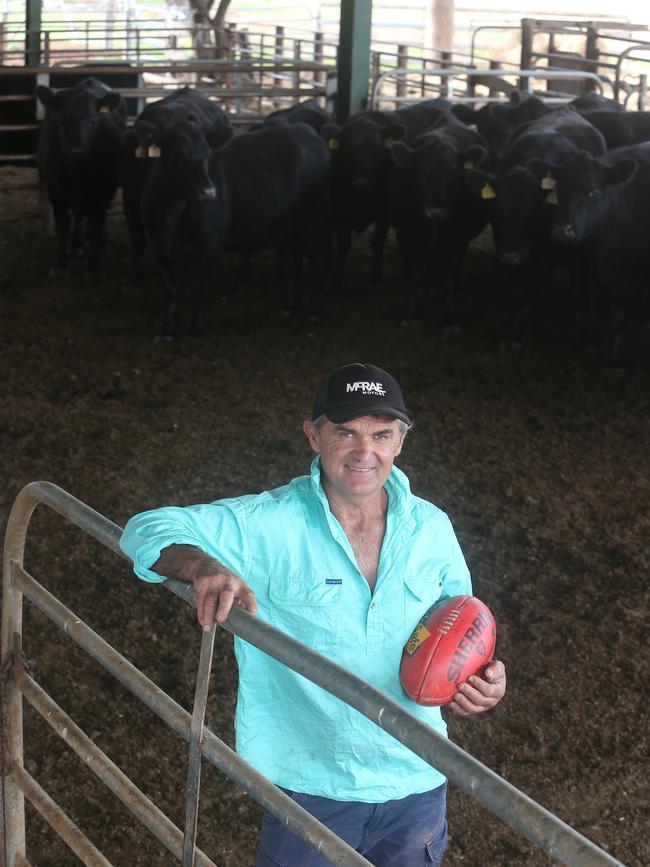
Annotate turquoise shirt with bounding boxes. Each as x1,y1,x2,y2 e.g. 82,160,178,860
119,457,472,802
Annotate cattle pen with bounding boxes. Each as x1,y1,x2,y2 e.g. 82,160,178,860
1,1,650,866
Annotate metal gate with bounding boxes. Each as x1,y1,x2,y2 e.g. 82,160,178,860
1,482,625,866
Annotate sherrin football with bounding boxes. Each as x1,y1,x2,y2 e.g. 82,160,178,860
400,595,496,706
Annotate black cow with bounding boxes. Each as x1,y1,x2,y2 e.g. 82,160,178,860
141,120,331,337
453,90,551,168
569,93,624,113
322,98,451,284
388,113,489,326
465,109,607,343
121,87,231,285
36,76,127,273
255,98,333,132
528,144,650,364
577,109,650,149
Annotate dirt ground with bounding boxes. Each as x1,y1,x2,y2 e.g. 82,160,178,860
1,164,648,867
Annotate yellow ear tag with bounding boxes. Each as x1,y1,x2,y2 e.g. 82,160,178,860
148,145,161,158
100,105,109,113
328,137,339,150
541,174,556,190
481,182,496,200
463,160,474,170
546,190,558,205
135,145,146,158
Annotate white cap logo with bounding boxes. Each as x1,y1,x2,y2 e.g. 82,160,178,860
346,381,386,396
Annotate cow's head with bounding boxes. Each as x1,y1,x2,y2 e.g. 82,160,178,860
135,116,221,200
528,152,638,244
36,77,125,160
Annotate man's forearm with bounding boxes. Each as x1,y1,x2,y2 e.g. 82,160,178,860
152,544,230,583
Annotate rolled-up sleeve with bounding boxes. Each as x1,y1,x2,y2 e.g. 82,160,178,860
119,501,249,583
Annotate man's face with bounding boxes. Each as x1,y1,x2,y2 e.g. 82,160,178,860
303,414,405,502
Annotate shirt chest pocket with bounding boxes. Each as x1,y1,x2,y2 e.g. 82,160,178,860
401,574,443,641
267,575,342,652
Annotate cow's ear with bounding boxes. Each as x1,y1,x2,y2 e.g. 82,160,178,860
509,88,523,107
603,159,638,187
82,76,112,99
466,169,497,200
461,144,487,170
97,91,123,114
36,85,56,108
451,104,476,125
389,141,412,165
383,123,405,145
527,158,558,186
206,125,234,150
321,122,341,151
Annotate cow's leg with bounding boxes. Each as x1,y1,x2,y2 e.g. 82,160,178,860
86,208,107,272
122,187,147,287
71,214,86,260
155,253,179,338
395,229,426,322
277,239,303,314
507,266,528,347
443,250,467,335
608,303,626,367
332,224,351,289
370,219,389,283
189,249,216,339
302,223,331,320
50,200,71,274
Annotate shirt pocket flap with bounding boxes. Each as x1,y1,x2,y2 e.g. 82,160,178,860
404,574,436,601
269,575,342,607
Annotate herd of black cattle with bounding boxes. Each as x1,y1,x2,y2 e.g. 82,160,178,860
33,76,650,361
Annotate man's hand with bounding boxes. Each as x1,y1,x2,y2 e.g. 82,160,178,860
193,567,258,632
152,544,258,631
448,660,507,717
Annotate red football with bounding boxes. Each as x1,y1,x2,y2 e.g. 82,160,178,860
400,595,496,706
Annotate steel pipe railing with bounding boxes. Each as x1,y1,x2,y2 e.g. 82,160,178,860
2,482,627,866
371,66,608,108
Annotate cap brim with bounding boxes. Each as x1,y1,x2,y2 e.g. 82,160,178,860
325,402,411,425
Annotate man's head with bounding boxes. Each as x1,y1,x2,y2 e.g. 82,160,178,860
304,364,410,503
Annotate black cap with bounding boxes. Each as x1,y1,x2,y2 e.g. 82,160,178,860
312,363,411,425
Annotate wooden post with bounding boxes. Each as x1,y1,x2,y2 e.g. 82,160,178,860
431,0,454,54
396,44,407,100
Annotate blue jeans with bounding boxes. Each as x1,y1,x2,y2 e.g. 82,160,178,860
255,783,448,866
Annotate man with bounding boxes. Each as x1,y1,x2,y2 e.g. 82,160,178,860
120,362,506,866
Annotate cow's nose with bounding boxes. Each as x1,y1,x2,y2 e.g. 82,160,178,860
423,207,446,222
552,224,576,243
200,185,217,200
498,251,524,266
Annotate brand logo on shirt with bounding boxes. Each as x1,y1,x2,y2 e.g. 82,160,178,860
346,381,386,396
404,622,431,656
325,578,342,585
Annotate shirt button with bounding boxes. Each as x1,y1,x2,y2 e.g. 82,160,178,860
370,603,376,609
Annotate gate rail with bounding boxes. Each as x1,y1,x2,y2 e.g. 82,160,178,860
1,482,625,866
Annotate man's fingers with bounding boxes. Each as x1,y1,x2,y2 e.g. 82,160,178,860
216,585,235,624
